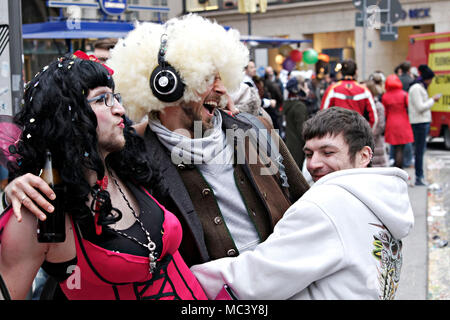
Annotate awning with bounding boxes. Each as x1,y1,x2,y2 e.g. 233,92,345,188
22,20,135,39
22,21,312,47
240,35,312,48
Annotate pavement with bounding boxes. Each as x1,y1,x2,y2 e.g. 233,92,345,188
395,166,428,300
396,146,450,300
423,148,450,300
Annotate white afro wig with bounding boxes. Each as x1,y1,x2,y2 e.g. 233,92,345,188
108,14,249,122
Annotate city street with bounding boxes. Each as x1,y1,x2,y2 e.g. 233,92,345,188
396,139,450,300
1,0,449,302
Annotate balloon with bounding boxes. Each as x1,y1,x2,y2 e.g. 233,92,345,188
257,66,266,78
318,53,330,63
290,49,303,62
303,49,319,64
282,57,296,71
275,54,284,65
279,44,293,57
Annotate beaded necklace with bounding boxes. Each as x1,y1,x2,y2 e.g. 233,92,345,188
108,171,158,274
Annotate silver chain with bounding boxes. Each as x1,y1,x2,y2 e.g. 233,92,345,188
108,170,158,273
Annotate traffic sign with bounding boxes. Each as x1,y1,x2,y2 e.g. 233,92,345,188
99,0,127,16
353,0,403,41
380,25,399,41
378,0,403,24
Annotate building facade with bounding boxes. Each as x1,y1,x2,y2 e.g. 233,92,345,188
22,0,183,81
186,0,450,80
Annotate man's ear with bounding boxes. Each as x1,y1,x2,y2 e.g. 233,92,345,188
356,146,373,168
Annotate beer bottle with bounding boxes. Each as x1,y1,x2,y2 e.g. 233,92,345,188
37,149,66,242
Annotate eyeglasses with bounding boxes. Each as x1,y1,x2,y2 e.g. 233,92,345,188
87,92,122,107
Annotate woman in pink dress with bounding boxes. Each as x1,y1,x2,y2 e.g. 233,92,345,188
0,53,206,300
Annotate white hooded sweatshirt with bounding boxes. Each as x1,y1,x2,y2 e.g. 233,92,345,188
191,167,414,300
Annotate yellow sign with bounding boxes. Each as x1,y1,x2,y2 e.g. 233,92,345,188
428,47,450,113
429,78,450,113
238,0,267,13
429,73,450,113
429,51,450,72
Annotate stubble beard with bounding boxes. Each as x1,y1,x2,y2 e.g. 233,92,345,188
181,104,213,136
103,135,126,154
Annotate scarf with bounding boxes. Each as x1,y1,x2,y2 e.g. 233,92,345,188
150,111,261,251
149,111,233,166
409,76,427,90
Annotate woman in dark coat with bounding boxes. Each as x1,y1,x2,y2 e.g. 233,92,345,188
283,76,309,170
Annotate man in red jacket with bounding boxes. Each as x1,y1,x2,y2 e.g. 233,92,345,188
321,59,378,128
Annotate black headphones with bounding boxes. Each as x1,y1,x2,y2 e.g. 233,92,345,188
149,33,185,103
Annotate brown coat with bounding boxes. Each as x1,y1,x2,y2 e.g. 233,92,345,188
141,111,310,265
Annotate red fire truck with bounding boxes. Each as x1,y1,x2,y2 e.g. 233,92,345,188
407,31,450,149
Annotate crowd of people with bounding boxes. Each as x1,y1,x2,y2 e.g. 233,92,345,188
270,57,439,187
0,14,421,301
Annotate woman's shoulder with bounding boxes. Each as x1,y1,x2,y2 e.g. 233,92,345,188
409,82,425,93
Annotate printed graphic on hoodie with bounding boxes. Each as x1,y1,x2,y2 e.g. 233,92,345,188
370,223,403,300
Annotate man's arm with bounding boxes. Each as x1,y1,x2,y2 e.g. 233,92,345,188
191,200,345,299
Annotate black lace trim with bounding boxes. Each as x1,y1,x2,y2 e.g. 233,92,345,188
74,221,200,300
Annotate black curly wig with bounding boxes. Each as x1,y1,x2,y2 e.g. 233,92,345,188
12,54,163,231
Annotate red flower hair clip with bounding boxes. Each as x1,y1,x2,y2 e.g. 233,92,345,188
73,50,114,75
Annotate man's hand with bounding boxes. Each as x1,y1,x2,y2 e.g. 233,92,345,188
224,94,240,115
270,99,277,108
4,173,55,222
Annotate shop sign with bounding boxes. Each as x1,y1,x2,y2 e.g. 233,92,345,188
399,8,430,20
99,0,127,16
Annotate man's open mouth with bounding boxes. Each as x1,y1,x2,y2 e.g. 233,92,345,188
203,100,218,115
